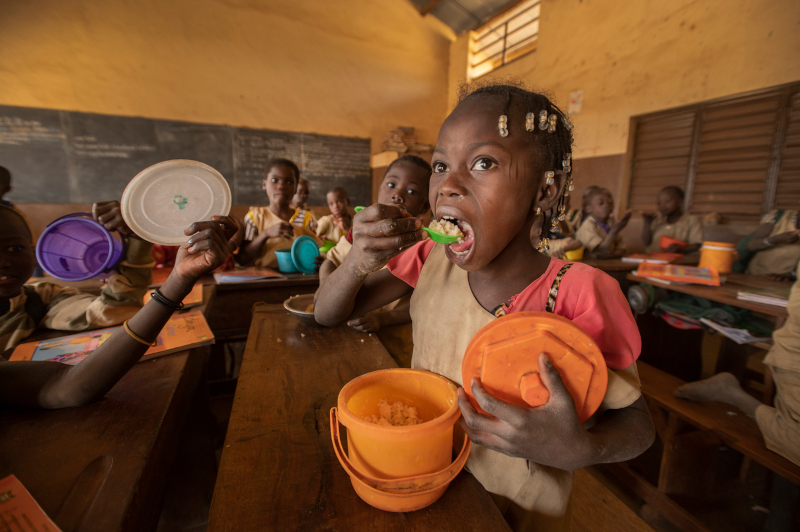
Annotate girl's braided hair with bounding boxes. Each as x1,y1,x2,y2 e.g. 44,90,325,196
455,79,575,247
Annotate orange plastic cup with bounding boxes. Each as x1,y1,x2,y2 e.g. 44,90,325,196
330,369,471,512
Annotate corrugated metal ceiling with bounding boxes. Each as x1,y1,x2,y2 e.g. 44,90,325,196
408,0,521,35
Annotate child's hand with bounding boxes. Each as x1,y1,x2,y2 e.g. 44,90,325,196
93,201,133,236
769,229,800,245
264,221,294,239
349,203,426,275
347,312,381,332
612,210,633,233
169,220,236,290
458,353,596,471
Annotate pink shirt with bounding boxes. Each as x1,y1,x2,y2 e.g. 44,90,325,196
387,240,641,370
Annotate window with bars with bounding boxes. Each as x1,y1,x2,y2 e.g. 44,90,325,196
626,82,800,224
468,0,540,80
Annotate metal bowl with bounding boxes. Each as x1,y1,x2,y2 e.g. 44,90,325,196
284,294,322,327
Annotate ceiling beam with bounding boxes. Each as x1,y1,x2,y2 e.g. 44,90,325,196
419,0,444,16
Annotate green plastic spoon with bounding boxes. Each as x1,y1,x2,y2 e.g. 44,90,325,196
354,206,462,245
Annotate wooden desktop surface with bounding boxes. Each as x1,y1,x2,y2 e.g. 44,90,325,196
207,304,510,531
582,254,699,272
0,285,216,532
627,272,789,319
205,273,319,336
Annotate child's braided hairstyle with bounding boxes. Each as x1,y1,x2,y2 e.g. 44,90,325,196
455,79,575,245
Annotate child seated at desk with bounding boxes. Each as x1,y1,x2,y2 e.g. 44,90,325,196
736,205,800,282
319,155,431,367
238,158,320,268
0,203,237,408
315,83,654,531
290,177,317,232
316,186,352,242
575,187,631,259
640,186,703,254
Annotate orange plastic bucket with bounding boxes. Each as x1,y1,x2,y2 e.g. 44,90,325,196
330,369,471,512
698,241,737,274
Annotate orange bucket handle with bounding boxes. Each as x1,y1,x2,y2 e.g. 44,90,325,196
330,407,472,494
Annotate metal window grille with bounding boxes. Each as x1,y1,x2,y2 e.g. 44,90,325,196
468,0,540,80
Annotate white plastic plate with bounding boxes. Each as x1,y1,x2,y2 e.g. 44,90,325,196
121,160,232,246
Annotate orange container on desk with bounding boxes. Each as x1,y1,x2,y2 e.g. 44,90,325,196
660,235,687,250
698,241,737,274
330,369,471,512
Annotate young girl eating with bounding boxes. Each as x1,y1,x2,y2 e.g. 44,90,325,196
238,159,320,268
315,83,654,531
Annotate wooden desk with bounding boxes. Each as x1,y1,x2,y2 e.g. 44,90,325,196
627,272,789,319
205,274,319,337
582,255,698,272
207,304,510,531
0,284,216,532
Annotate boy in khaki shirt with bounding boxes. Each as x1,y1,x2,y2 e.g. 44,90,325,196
575,188,631,258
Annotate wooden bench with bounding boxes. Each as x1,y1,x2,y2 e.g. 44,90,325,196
572,469,654,532
608,361,800,532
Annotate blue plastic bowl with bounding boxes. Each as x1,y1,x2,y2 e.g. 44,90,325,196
275,249,298,273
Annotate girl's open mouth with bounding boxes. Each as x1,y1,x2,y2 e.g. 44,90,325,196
440,216,474,255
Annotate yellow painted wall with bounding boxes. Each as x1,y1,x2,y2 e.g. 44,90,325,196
448,0,800,161
0,0,454,202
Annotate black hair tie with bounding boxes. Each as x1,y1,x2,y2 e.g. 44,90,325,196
150,288,185,311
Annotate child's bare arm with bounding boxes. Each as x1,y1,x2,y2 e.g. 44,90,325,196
458,353,655,471
0,218,237,409
315,204,424,326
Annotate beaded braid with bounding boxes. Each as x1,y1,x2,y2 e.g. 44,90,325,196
458,83,574,252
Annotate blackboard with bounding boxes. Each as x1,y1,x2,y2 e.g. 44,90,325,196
0,105,371,207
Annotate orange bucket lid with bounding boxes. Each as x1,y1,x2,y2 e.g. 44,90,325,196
462,311,608,423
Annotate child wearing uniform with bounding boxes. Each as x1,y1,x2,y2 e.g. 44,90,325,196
320,155,431,368
575,187,631,259
316,186,352,243
640,186,703,254
238,159,320,269
290,178,317,233
316,84,654,531
740,206,800,281
0,203,237,408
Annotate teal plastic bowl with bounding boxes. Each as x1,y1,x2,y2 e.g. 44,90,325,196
275,249,298,273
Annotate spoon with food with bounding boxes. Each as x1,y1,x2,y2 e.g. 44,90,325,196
354,206,464,245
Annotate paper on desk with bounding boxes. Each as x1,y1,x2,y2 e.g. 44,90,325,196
0,474,63,531
699,318,772,345
213,268,285,284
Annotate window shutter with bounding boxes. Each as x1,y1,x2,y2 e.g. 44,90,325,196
690,93,782,222
776,91,800,210
628,112,696,213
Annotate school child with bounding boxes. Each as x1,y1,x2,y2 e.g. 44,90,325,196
238,159,320,268
319,155,431,368
316,186,352,242
0,166,12,207
736,202,800,281
290,177,317,232
575,187,631,259
0,203,237,408
564,185,598,233
640,186,703,254
315,84,654,531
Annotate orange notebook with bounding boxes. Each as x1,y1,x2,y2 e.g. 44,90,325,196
0,474,62,531
635,263,721,286
10,310,214,365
